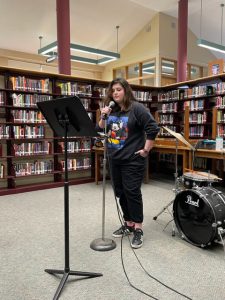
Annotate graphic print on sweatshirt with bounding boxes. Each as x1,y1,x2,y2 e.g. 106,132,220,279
107,115,128,150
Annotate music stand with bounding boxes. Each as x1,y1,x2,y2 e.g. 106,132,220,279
153,126,194,225
37,96,102,300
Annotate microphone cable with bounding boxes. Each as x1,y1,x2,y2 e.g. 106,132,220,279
121,235,193,300
106,145,193,300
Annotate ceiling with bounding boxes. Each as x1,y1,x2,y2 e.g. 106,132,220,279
0,0,225,61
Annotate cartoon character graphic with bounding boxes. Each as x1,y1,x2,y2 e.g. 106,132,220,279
107,116,128,149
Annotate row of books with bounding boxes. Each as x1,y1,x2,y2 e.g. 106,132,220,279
160,126,176,136
217,125,225,137
80,98,91,110
133,91,152,102
56,82,92,96
161,102,178,113
0,125,10,138
12,125,45,139
0,91,4,105
11,110,46,123
0,163,4,178
158,84,222,102
187,85,215,97
158,90,179,101
9,76,50,93
11,93,52,107
159,114,174,124
215,96,225,108
93,87,107,98
13,142,51,156
189,99,205,111
189,126,205,137
14,160,53,176
60,157,91,171
58,140,91,153
160,100,206,113
189,112,207,124
217,111,225,123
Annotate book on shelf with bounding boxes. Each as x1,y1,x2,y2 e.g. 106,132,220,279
14,160,53,176
11,93,52,107
13,141,51,156
0,163,4,178
11,110,46,123
9,76,50,93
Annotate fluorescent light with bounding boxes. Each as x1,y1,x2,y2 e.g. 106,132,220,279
197,38,225,54
70,43,120,59
46,55,57,63
98,57,117,64
38,41,120,65
38,41,57,55
70,55,97,65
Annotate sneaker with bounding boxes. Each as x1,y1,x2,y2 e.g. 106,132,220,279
112,224,134,238
131,228,143,249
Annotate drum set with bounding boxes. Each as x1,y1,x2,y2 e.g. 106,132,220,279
154,127,225,249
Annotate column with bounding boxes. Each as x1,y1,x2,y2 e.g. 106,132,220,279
177,0,188,82
56,0,71,75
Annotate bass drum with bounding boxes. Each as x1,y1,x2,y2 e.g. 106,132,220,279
173,187,225,247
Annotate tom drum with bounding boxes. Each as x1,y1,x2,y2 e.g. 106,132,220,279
182,171,219,189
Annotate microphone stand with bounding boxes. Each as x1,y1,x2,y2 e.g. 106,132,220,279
90,116,116,251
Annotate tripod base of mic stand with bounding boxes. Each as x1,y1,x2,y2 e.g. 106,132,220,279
45,268,103,300
90,238,116,251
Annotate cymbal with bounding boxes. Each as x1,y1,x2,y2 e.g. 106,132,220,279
162,126,195,150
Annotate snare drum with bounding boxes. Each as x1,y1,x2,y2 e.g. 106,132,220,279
182,171,219,189
173,187,225,247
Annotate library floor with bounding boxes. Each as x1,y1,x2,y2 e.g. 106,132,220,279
0,177,225,300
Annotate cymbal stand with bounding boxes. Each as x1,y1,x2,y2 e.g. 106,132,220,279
153,137,180,236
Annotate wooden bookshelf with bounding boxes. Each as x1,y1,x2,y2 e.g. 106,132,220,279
0,66,113,195
155,73,225,183
2,66,225,193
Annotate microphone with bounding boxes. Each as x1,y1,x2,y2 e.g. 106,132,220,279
102,101,115,120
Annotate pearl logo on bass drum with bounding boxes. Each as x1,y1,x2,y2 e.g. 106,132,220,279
185,195,200,207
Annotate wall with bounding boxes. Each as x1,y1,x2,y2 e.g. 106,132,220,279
102,13,217,82
0,48,104,79
158,13,216,66
102,14,160,81
0,13,218,83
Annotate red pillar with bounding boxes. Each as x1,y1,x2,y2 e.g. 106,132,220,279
56,0,71,75
177,0,188,82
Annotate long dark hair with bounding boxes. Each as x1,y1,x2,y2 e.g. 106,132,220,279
104,78,136,111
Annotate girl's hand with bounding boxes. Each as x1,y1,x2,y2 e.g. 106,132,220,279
135,149,149,157
100,106,112,119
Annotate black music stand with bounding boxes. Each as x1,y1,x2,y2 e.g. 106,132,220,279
37,96,102,300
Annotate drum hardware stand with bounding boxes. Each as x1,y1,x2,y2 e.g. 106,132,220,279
153,137,180,236
153,127,195,236
215,227,225,253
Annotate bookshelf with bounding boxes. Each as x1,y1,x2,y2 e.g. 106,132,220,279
0,67,112,195
2,66,225,193
154,73,225,181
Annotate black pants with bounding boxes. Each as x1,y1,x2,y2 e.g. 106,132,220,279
109,155,146,223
